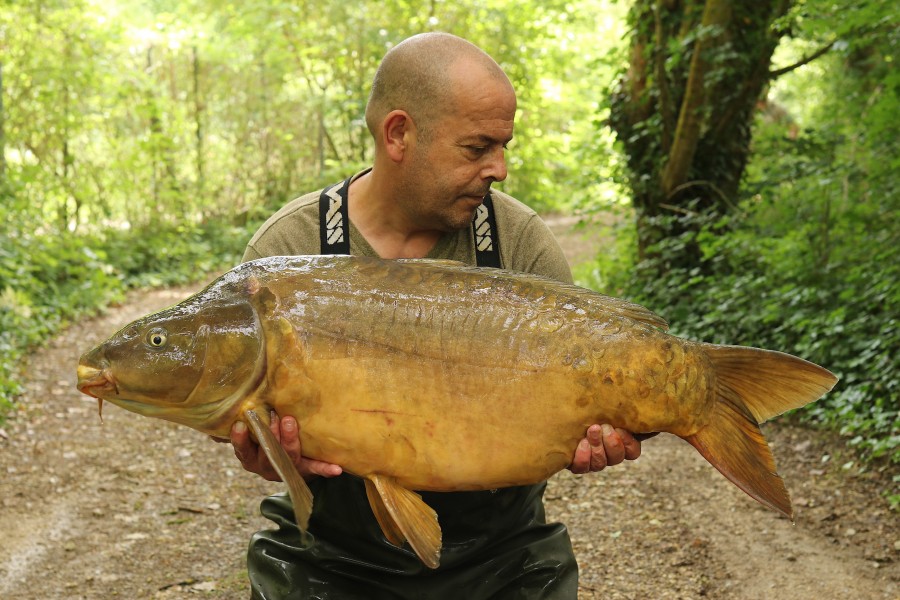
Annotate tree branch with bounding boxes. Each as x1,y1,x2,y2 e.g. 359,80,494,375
666,179,740,212
769,40,836,78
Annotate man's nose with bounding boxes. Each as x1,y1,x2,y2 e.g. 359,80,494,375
482,148,508,182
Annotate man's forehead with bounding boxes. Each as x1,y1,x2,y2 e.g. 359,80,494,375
446,87,516,130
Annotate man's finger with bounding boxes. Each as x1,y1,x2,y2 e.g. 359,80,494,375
618,427,642,460
269,410,281,443
569,438,591,474
584,425,606,472
303,459,343,479
231,420,250,462
280,416,303,467
600,424,626,466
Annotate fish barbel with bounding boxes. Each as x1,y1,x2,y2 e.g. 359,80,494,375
76,255,837,568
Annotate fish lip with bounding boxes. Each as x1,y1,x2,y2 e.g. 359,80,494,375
76,365,118,399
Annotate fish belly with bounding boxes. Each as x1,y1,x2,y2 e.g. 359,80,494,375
273,336,713,492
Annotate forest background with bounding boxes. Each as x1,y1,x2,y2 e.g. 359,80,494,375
0,0,896,502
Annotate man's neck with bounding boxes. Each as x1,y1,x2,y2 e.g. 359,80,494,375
347,169,443,259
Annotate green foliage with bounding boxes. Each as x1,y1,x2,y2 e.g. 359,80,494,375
100,220,248,288
1,0,624,233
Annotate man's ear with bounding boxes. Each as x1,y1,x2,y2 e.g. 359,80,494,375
382,110,415,162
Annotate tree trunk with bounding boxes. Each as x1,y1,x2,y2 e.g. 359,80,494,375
609,0,792,271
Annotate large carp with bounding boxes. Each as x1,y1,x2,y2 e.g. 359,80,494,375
76,255,836,568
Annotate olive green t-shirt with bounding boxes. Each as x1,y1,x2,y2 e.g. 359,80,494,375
243,171,573,284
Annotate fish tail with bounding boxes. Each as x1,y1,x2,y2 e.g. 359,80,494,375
685,344,837,519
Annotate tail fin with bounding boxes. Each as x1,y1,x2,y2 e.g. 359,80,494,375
686,345,838,519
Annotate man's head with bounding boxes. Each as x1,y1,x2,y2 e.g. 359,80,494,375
365,33,511,142
365,33,517,232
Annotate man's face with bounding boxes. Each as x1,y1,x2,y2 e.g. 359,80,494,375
399,68,516,232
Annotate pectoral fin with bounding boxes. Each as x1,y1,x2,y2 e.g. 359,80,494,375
245,409,314,532
364,479,406,547
366,474,442,569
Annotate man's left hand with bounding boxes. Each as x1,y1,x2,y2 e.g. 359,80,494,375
568,424,645,474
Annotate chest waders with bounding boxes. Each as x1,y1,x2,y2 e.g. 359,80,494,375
247,176,578,600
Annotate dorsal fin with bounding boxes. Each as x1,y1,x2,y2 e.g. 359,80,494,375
482,269,670,331
395,258,467,267
396,260,670,331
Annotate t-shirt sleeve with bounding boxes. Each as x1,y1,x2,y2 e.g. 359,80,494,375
241,192,321,263
491,191,573,284
509,214,573,284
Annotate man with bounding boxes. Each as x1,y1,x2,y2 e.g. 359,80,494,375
231,32,645,599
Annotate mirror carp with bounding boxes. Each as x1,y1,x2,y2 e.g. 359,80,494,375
76,255,837,568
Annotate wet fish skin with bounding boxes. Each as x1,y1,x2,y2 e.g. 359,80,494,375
76,255,837,568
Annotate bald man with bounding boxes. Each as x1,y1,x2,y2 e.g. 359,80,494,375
232,33,645,599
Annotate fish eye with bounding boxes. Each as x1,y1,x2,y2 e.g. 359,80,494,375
146,327,168,348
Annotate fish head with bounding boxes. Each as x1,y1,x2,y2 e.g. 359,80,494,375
76,290,263,434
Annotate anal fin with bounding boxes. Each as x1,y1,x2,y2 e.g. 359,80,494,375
245,410,314,531
367,474,442,569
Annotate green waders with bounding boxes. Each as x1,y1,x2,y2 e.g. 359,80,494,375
247,474,578,599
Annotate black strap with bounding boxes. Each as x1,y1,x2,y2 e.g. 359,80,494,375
319,178,501,267
318,177,352,255
473,192,502,268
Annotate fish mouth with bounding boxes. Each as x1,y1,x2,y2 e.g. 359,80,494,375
76,364,118,399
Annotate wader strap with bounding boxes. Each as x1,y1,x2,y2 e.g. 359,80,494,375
318,177,352,255
473,192,502,268
319,178,501,267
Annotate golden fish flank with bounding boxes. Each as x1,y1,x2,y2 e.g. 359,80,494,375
76,255,837,569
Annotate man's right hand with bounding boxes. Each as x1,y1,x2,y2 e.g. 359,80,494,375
230,412,343,482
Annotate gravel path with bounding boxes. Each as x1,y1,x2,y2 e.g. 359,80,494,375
0,215,896,599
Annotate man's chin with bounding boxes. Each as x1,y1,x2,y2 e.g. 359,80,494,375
435,196,484,231
442,210,478,232
462,198,486,218
461,195,486,211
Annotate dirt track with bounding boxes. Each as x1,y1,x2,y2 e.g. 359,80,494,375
0,215,897,599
